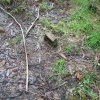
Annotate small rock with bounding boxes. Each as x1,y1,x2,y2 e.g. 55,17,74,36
0,26,5,33
65,91,69,99
53,92,60,100
1,42,9,48
37,97,44,100
29,76,37,84
0,60,6,68
18,84,24,90
6,69,11,77
2,78,9,85
45,91,53,99
0,71,5,82
44,32,58,47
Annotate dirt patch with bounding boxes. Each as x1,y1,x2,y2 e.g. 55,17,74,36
0,1,99,99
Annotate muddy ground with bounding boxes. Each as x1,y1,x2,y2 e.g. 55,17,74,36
0,1,99,100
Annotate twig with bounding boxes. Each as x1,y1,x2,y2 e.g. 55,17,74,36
58,53,67,60
52,81,68,90
25,7,40,91
25,7,40,37
0,6,29,91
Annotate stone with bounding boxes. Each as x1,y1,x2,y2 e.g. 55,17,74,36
37,98,44,100
0,71,5,82
0,26,5,33
29,76,37,84
53,92,60,100
44,32,58,47
0,60,6,68
45,91,53,99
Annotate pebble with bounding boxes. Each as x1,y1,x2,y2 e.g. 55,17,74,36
45,91,53,99
6,69,11,77
53,92,60,100
1,42,9,48
0,71,5,82
29,76,37,84
0,60,6,68
0,26,5,33
37,97,44,100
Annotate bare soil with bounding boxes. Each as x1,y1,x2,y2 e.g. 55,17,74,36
0,1,99,100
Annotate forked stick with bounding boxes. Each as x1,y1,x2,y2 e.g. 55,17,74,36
0,5,40,91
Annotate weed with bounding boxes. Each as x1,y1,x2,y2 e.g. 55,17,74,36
0,0,12,5
65,45,75,54
53,21,68,34
53,59,69,76
52,59,70,85
11,1,27,14
82,72,97,84
86,32,100,50
69,8,93,34
41,18,68,34
68,0,100,50
73,0,93,7
40,1,53,12
40,18,52,28
73,72,99,99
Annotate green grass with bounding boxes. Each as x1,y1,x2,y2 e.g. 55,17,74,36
73,0,92,6
86,32,100,50
53,59,69,76
65,44,75,54
69,8,93,33
69,0,100,50
40,0,100,50
11,1,27,14
43,0,100,99
41,18,69,34
52,59,70,84
40,1,53,12
74,72,99,99
0,0,12,4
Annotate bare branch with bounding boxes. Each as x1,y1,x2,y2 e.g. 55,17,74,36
25,7,40,37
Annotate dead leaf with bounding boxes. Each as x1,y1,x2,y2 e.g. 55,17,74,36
59,53,67,60
75,70,84,81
